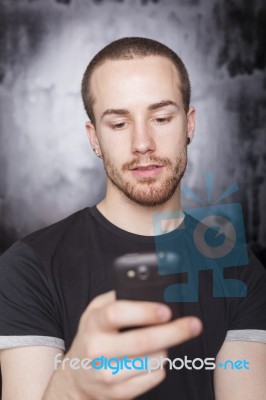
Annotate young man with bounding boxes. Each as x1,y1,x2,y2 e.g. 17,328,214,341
0,37,265,400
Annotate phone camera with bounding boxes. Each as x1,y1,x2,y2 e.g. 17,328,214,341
137,265,150,280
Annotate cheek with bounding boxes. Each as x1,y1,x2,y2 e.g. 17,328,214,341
100,133,129,159
158,132,185,153
102,146,125,166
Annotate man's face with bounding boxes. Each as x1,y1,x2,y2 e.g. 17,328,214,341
87,55,195,207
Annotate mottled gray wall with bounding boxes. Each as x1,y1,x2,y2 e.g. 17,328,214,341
0,0,265,261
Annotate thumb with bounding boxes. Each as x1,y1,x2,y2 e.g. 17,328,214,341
88,290,116,311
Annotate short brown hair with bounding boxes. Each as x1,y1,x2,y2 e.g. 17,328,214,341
81,37,191,126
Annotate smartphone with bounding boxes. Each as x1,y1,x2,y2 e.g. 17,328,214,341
113,252,183,321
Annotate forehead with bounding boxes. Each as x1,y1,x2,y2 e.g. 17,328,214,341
90,56,182,109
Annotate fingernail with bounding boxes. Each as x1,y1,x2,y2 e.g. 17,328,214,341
157,306,171,321
190,318,202,335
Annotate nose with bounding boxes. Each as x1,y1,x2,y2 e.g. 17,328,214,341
131,121,156,155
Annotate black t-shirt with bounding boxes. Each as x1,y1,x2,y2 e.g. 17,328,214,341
0,206,266,400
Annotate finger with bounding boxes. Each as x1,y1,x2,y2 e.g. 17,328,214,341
93,300,172,332
88,291,116,311
102,316,202,358
103,367,167,400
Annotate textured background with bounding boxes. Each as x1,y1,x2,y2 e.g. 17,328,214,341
0,0,265,264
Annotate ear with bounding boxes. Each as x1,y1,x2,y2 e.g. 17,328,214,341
85,121,101,154
186,106,196,143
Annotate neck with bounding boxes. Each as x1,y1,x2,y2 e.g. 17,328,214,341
97,181,184,236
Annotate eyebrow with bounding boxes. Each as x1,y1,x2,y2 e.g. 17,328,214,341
101,108,129,120
100,100,179,120
147,100,179,111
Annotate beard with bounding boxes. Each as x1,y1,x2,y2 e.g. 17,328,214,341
102,147,187,207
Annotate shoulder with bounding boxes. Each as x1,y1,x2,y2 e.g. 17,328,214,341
22,207,91,248
0,206,97,276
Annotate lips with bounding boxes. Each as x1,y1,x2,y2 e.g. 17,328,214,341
131,165,162,170
130,165,164,178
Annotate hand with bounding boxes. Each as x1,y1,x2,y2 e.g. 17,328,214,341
44,291,202,400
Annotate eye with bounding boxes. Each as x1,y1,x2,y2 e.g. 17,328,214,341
110,122,126,130
154,116,172,124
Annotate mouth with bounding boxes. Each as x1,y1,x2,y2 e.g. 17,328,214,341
131,165,163,171
129,165,164,178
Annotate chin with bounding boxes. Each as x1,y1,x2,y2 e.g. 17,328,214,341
122,181,179,207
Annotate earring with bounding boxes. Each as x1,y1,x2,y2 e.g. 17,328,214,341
187,137,191,145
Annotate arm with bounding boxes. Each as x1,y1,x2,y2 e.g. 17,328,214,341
0,291,202,400
214,340,266,400
0,347,64,400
